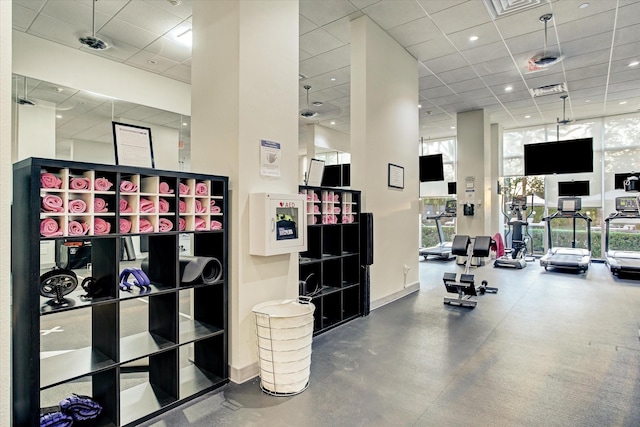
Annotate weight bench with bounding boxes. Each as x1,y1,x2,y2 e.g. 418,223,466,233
443,235,498,308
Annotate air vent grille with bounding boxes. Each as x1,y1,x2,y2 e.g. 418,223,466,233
529,83,567,98
483,0,542,18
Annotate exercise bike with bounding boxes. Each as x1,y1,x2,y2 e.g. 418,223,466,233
494,195,534,269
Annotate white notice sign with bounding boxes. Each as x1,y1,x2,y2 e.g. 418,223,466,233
260,139,281,177
113,122,155,168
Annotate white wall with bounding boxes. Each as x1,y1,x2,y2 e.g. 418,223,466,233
0,1,11,424
13,31,191,116
191,1,299,383
71,139,115,164
350,16,420,307
313,124,350,153
15,100,56,162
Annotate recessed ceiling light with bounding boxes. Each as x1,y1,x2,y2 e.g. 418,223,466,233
330,121,336,125
56,115,62,119
505,86,513,91
450,126,456,130
620,101,627,105
469,35,479,41
176,28,192,46
524,115,531,119
182,122,188,126
585,99,591,102
579,2,589,8
330,77,336,81
418,104,422,108
629,61,639,67
148,59,157,65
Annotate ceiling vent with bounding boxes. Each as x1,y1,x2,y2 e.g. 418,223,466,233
482,0,541,18
529,82,567,97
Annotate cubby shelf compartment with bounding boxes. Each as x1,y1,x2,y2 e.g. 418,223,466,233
298,186,364,336
13,157,229,427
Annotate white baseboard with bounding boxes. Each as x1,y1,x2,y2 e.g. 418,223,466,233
229,362,259,384
370,281,419,311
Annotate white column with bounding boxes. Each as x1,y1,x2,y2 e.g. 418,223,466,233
350,16,419,307
0,1,12,424
190,0,299,383
456,109,492,237
488,123,503,234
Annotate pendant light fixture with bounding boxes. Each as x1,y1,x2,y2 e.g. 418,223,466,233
79,0,109,50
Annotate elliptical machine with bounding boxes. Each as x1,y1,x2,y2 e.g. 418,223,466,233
494,195,533,269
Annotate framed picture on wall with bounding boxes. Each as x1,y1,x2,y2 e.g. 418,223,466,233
112,121,155,168
388,163,404,189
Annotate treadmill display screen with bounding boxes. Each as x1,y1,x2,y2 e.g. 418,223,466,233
616,197,639,212
558,197,581,212
445,199,457,214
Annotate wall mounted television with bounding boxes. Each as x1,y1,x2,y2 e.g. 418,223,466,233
558,180,590,197
614,172,640,189
523,138,593,176
321,164,350,187
447,182,457,194
419,154,444,182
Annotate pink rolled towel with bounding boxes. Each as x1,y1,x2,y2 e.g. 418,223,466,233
210,220,222,230
179,182,190,195
210,205,221,213
139,198,155,213
195,182,208,195
40,218,63,237
68,199,87,213
178,217,186,231
334,194,340,202
94,217,111,235
41,173,62,189
159,182,174,194
334,207,341,214
94,197,108,213
179,200,187,213
195,199,206,213
70,177,91,190
313,205,320,214
120,180,138,193
210,199,216,209
68,220,89,236
159,218,173,232
94,177,113,191
119,218,132,234
312,216,318,224
41,195,64,213
195,217,206,230
139,218,154,233
158,198,169,213
119,198,133,213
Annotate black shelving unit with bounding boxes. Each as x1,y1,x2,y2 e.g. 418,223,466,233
298,186,363,335
12,158,229,427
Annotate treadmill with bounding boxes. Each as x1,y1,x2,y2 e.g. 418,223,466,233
539,197,592,273
605,196,640,276
419,199,456,260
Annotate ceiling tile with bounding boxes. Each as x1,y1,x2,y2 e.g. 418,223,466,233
299,28,344,56
145,36,192,63
556,11,616,44
40,0,110,29
300,15,318,35
28,13,83,49
616,1,640,28
492,4,553,40
125,51,180,74
420,84,456,99
416,0,468,15
143,0,193,20
300,0,358,26
439,68,480,85
99,19,160,49
561,33,614,61
300,49,313,61
386,17,442,47
164,63,192,83
115,1,183,36
12,4,37,31
461,41,512,65
323,12,363,44
89,39,140,62
14,0,46,12
447,21,503,49
611,39,640,62
430,0,492,34
362,0,428,30
419,75,444,90
407,36,457,61
475,56,519,76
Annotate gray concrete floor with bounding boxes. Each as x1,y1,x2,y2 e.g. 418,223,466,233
141,259,640,427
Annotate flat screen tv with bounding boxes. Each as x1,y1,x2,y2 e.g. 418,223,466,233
321,164,350,187
523,138,593,176
419,154,444,182
447,182,457,194
558,180,590,196
614,172,640,189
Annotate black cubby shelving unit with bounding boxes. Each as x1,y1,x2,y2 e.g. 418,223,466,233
298,186,363,335
12,158,229,427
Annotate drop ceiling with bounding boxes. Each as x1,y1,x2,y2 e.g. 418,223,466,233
11,0,640,143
